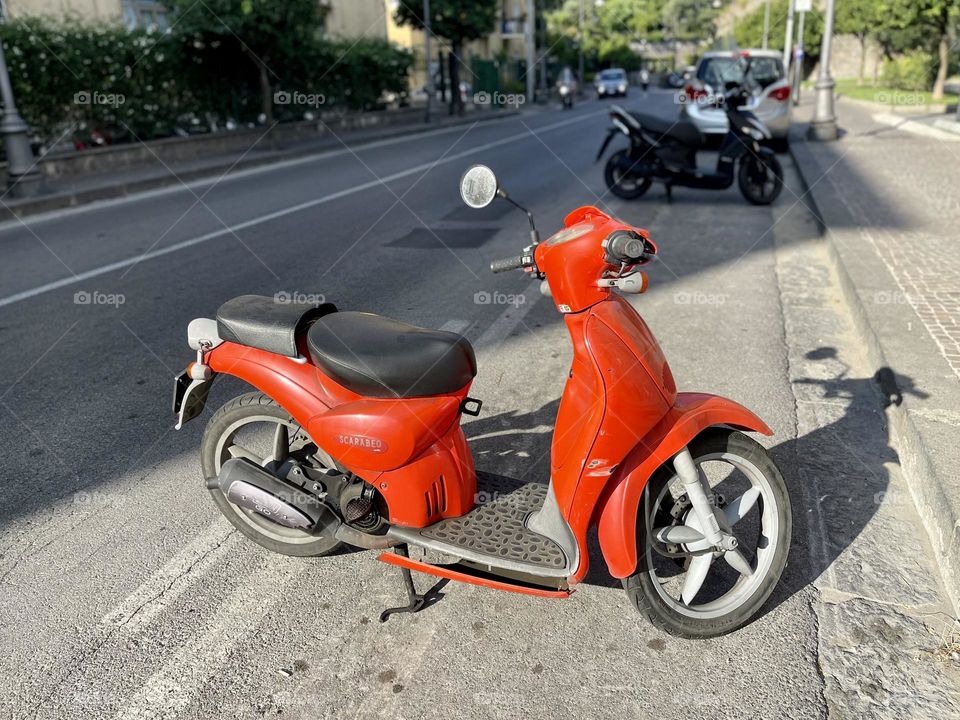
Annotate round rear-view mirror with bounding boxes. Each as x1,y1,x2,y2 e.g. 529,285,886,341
459,165,498,209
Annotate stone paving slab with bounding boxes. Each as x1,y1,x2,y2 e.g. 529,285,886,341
789,96,960,614
774,202,960,718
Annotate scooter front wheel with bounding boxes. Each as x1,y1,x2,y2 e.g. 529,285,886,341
738,153,783,205
604,149,653,199
623,429,791,638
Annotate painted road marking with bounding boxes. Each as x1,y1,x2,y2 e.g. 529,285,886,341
101,519,236,633
0,111,603,310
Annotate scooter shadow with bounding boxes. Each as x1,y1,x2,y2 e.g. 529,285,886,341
757,350,929,618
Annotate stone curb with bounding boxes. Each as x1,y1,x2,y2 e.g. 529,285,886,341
789,129,959,614
0,111,519,223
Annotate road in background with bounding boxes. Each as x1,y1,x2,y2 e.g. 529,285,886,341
1,90,956,719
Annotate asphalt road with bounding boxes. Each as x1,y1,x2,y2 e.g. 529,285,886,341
0,90,951,718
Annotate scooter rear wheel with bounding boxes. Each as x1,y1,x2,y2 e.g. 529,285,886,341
604,149,653,199
201,392,343,557
623,429,791,638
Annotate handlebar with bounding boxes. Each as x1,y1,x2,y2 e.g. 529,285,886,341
604,230,649,265
490,255,526,274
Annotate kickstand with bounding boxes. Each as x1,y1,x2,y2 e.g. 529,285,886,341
379,544,426,623
664,184,674,203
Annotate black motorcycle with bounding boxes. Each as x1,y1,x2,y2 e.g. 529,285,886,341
596,83,783,205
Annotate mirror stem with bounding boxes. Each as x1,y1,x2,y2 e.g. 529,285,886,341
497,189,539,244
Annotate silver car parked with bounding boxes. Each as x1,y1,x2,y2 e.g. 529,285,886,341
683,51,792,145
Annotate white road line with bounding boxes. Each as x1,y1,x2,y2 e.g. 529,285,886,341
474,283,543,351
0,111,602,310
101,519,236,633
0,117,517,232
113,554,302,720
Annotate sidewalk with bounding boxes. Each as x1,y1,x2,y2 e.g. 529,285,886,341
789,95,960,613
0,109,519,222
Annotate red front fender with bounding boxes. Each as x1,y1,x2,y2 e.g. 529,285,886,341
596,392,772,579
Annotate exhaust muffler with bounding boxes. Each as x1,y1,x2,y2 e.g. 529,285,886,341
217,457,337,531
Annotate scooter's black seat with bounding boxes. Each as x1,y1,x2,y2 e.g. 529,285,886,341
630,111,703,147
307,312,477,398
216,294,337,357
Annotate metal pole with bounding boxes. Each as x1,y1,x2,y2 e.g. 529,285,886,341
793,10,805,105
808,0,838,140
525,0,535,104
0,37,41,197
538,0,547,100
782,0,795,70
761,0,771,50
578,0,584,93
422,0,432,122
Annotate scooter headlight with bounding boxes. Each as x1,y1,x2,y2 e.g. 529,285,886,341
559,85,569,95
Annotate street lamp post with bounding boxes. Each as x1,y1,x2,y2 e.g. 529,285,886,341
578,0,584,94
0,37,41,197
782,0,795,70
808,0,838,141
793,8,805,106
423,0,432,123
761,0,771,50
525,0,535,104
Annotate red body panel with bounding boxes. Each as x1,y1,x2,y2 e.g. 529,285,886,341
596,393,772,579
205,341,477,528
202,205,772,587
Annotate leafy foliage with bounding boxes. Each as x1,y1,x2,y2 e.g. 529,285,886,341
0,19,191,147
733,0,823,59
0,14,412,149
394,0,498,44
881,51,935,91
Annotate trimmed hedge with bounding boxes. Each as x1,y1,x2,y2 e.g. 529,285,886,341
881,51,935,92
0,18,412,150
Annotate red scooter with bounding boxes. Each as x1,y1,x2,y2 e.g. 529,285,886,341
173,165,791,637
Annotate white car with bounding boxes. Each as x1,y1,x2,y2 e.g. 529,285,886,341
596,68,628,98
683,50,792,144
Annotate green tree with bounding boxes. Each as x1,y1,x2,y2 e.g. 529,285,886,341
394,0,497,114
734,0,823,76
872,0,960,99
168,0,327,122
546,0,666,75
835,0,880,85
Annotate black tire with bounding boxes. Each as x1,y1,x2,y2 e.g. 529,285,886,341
604,149,653,200
737,152,783,205
201,392,343,557
622,429,791,638
769,137,790,154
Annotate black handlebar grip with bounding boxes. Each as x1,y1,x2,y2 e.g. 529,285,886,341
490,255,526,274
605,231,645,264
